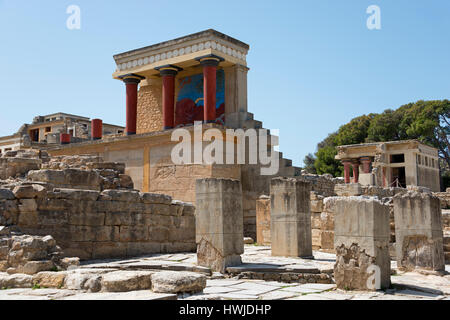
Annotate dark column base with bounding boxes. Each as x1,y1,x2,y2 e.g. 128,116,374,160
126,132,136,136
204,120,216,124
163,126,174,130
92,137,101,141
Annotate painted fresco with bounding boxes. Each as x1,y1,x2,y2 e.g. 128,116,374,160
175,69,225,126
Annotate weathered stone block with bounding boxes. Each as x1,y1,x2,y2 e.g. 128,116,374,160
334,183,362,197
151,271,206,294
333,196,390,290
256,195,271,245
195,178,244,273
101,271,153,292
393,191,445,271
13,184,46,199
119,225,149,242
140,192,172,204
270,177,312,258
69,212,105,226
99,190,141,202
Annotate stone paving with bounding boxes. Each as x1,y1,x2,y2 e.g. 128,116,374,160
0,245,449,300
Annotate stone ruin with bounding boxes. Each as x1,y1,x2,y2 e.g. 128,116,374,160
0,151,448,296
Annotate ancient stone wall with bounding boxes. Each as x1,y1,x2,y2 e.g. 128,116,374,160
0,150,43,181
0,185,196,261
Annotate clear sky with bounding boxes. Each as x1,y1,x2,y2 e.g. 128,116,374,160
0,0,449,166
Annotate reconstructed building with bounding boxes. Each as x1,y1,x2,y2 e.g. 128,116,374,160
45,29,303,240
0,113,124,154
335,140,441,192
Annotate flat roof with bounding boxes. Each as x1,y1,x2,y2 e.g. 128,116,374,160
113,29,250,60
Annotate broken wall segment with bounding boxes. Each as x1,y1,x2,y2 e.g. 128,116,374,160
393,191,445,271
270,177,312,258
0,186,196,260
256,195,271,245
333,196,391,291
195,178,244,273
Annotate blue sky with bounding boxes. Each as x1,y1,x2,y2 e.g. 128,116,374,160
0,0,449,166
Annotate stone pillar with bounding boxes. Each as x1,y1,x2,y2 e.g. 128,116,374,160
270,177,313,258
195,178,244,273
119,74,145,135
360,156,371,174
156,65,182,130
342,160,351,184
197,55,224,123
334,196,391,290
91,119,102,140
352,160,360,183
256,195,271,245
393,191,445,271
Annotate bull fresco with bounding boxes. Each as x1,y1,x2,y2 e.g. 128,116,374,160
175,69,225,126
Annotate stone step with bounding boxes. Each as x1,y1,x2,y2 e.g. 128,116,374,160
242,119,263,129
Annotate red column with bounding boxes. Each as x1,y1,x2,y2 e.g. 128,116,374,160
91,119,103,140
60,133,71,145
360,157,372,174
119,74,144,135
343,161,351,184
352,161,360,183
198,56,223,123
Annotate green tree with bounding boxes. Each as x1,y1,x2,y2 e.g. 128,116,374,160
314,146,342,176
302,153,317,174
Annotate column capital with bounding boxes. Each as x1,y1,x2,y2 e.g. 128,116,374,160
155,64,183,76
119,73,145,84
360,156,371,162
196,54,225,67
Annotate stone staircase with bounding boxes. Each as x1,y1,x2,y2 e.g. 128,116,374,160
226,111,302,178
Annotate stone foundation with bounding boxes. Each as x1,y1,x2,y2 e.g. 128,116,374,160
0,187,196,260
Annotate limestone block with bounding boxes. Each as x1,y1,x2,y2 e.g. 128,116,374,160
91,242,127,260
333,196,390,290
256,195,271,245
140,192,172,204
270,177,312,258
99,190,141,202
0,273,33,288
101,271,153,292
334,183,362,197
195,178,244,273
32,271,67,288
151,271,206,294
51,188,100,201
119,225,149,242
69,212,105,226
12,184,46,199
393,191,445,271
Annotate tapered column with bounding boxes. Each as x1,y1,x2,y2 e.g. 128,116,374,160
91,119,103,140
155,65,182,130
119,74,145,135
352,161,360,183
197,55,224,123
342,160,351,184
360,156,372,174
